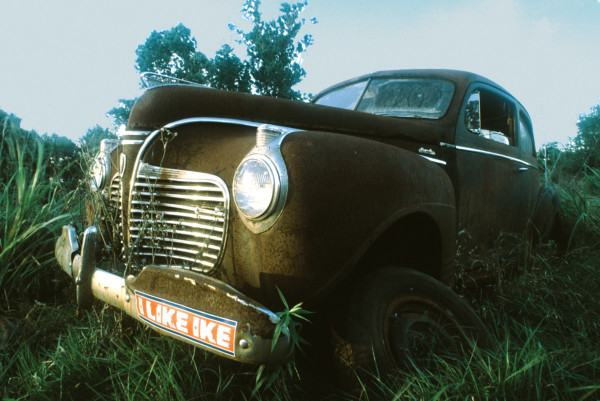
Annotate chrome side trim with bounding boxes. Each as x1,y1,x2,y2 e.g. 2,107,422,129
440,142,537,169
121,140,145,146
120,131,151,137
117,125,151,138
420,155,446,166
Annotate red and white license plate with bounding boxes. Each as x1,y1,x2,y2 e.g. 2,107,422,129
135,291,237,356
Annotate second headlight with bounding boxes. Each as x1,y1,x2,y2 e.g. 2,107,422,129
233,155,281,220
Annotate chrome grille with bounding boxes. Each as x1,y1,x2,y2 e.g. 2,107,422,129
128,163,229,272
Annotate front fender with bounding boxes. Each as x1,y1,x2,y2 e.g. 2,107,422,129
232,131,456,306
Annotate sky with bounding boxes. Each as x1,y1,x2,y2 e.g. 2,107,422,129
1,0,599,148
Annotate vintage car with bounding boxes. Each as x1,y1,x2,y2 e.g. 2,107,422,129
55,69,560,374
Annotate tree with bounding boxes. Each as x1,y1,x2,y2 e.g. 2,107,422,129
135,23,210,83
537,101,600,184
134,1,315,98
232,0,316,100
208,44,251,93
107,98,136,129
79,125,116,155
109,1,316,128
574,104,600,169
42,132,81,190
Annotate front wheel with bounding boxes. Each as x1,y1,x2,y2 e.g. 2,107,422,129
334,267,489,377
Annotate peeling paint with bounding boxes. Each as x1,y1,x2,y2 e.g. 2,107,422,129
225,292,279,324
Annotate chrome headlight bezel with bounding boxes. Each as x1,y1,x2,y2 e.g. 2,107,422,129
90,154,110,191
232,131,291,234
90,139,118,192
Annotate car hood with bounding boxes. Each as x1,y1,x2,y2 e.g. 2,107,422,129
127,85,450,145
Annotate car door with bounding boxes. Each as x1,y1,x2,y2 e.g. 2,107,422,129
514,108,540,224
450,84,538,242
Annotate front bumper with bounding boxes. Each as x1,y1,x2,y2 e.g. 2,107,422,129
55,225,292,365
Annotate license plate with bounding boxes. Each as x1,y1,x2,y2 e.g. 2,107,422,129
135,291,237,356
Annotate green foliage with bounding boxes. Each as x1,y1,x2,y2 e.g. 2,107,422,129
271,287,312,353
248,288,313,397
552,166,600,249
108,1,316,127
79,124,117,155
135,23,210,84
209,44,252,93
133,1,315,100
232,0,316,100
574,104,600,168
0,116,72,306
539,100,600,184
106,98,136,130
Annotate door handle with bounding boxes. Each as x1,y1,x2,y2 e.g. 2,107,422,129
518,167,528,172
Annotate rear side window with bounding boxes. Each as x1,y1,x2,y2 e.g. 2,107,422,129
518,112,535,155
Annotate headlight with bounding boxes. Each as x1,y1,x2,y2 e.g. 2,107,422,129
233,155,280,220
90,155,110,191
90,139,118,191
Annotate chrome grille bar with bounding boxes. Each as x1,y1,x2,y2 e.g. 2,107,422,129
128,163,229,272
129,208,224,223
132,190,225,203
129,217,225,234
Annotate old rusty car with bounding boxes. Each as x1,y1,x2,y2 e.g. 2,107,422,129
55,69,560,374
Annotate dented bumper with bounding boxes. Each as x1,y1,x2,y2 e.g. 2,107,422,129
55,225,292,365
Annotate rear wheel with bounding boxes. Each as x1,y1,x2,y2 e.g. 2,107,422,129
530,186,564,246
333,267,489,377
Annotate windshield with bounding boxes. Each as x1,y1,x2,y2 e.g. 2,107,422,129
314,78,454,119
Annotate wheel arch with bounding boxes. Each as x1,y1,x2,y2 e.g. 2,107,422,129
322,207,455,313
356,211,446,281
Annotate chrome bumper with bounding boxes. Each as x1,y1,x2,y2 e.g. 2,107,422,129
55,225,292,365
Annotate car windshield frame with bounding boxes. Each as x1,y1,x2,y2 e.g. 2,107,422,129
314,77,456,120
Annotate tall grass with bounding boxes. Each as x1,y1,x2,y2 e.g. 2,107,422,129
0,121,70,307
555,166,600,249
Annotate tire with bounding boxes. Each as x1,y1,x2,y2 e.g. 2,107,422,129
333,267,489,379
530,186,564,246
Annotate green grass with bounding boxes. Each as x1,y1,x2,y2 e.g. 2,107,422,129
0,121,72,308
2,117,600,399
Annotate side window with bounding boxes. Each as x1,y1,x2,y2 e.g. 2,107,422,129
518,112,535,155
465,89,516,146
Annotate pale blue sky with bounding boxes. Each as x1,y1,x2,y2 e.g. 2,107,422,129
1,0,599,147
